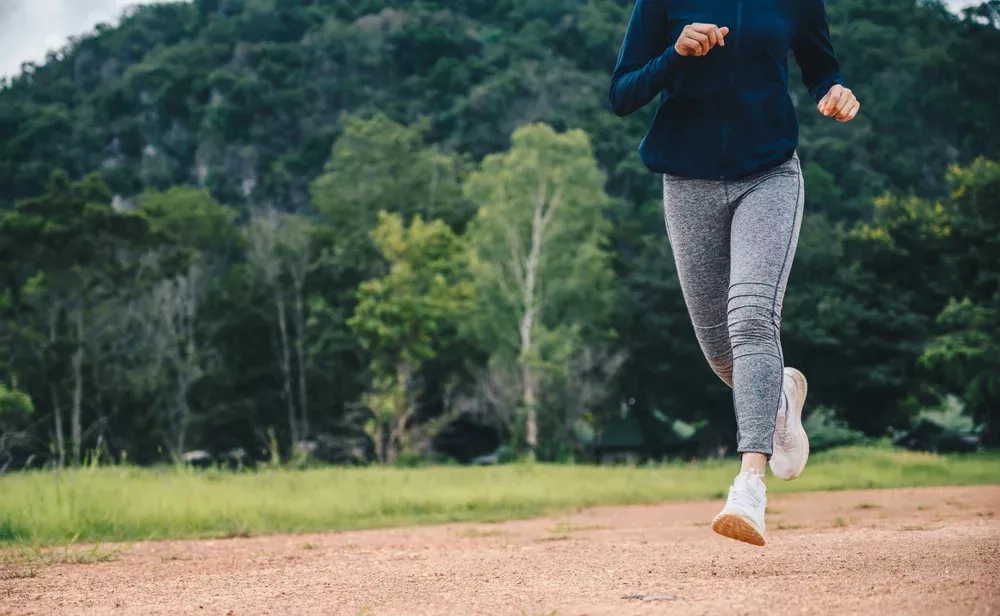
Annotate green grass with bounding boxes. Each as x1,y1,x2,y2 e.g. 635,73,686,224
0,447,997,546
1,542,126,578
1,543,126,565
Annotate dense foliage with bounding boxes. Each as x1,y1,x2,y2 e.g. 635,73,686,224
0,0,998,467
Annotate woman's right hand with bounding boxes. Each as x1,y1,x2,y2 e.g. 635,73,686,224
674,24,730,57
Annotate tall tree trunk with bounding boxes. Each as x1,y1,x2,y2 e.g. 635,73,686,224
174,336,196,457
50,385,65,468
47,308,66,468
182,323,197,453
275,290,298,449
518,198,545,455
175,395,190,456
293,286,309,440
522,364,538,454
388,359,413,464
369,422,386,465
71,307,84,467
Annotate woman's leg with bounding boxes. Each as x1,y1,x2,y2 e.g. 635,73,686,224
663,158,803,545
727,157,804,458
663,170,797,546
662,160,802,457
710,157,804,546
661,176,734,386
661,175,761,476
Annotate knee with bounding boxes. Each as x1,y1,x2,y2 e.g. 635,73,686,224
693,322,734,386
706,355,734,387
728,311,780,357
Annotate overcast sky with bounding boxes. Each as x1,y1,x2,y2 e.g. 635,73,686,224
0,0,986,80
0,0,179,79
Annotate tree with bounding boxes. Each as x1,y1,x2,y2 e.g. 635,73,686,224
0,171,147,466
0,383,33,472
282,214,315,442
786,159,1000,439
919,159,1000,444
464,123,617,456
246,207,317,451
131,187,238,457
781,212,934,436
310,112,471,281
138,187,239,261
312,113,469,226
1,0,999,465
348,212,473,464
147,267,207,458
922,298,1000,444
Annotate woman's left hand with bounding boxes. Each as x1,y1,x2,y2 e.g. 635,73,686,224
817,85,860,122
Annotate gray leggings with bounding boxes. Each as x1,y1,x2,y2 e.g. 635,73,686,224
662,154,803,455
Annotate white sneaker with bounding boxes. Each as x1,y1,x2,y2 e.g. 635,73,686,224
770,367,810,481
711,471,767,546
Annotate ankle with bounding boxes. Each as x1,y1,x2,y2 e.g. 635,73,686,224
740,453,768,483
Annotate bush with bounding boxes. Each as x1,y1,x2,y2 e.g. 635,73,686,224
393,451,459,468
892,398,982,453
803,407,868,452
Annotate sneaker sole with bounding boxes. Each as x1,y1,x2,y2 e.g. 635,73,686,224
781,367,810,481
711,512,766,546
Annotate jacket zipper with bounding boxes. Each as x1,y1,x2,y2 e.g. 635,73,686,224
719,0,742,180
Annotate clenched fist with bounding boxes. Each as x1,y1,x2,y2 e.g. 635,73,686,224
817,85,860,122
674,23,730,57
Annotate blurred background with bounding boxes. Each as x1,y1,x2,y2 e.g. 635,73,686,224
1,0,998,471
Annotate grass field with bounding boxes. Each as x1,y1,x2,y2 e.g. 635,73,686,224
1,447,998,546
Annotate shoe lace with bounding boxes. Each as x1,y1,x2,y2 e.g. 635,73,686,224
731,480,765,510
774,419,788,449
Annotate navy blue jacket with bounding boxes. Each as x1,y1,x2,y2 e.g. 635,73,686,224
609,0,845,180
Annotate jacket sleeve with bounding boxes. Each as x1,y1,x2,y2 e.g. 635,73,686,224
793,0,846,103
608,0,690,117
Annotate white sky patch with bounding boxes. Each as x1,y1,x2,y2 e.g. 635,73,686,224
0,0,180,79
0,0,987,81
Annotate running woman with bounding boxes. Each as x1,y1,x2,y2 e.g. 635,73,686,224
609,0,859,546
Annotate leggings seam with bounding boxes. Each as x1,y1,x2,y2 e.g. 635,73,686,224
729,170,800,214
729,281,780,289
692,322,728,330
763,160,801,452
727,304,779,317
770,165,800,365
724,178,737,449
729,317,780,326
698,337,731,345
728,293,780,304
732,352,783,362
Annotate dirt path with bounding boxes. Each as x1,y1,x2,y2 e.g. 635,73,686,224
3,486,998,616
